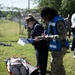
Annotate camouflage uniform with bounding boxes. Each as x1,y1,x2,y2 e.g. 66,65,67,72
40,7,69,75
50,21,68,75
51,48,67,75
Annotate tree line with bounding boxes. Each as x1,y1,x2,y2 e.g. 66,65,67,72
32,0,75,17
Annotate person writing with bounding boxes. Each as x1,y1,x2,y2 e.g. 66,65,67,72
40,7,69,75
25,17,48,75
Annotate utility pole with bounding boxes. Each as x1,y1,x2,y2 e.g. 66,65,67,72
28,0,30,13
28,0,30,10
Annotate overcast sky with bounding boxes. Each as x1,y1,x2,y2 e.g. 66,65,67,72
0,0,37,9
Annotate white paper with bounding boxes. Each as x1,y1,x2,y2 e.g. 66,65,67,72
17,38,29,46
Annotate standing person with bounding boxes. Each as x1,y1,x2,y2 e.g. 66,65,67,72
40,7,69,75
64,14,72,38
25,17,48,75
24,21,27,29
71,13,75,59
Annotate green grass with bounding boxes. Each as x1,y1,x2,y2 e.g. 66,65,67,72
0,20,75,75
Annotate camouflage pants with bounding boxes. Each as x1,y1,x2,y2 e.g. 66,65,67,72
50,48,67,75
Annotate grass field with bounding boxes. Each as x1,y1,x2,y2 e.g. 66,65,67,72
0,20,75,75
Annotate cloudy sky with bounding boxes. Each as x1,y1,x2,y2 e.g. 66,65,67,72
0,0,37,9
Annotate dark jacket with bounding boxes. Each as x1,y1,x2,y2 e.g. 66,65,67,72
31,24,48,50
